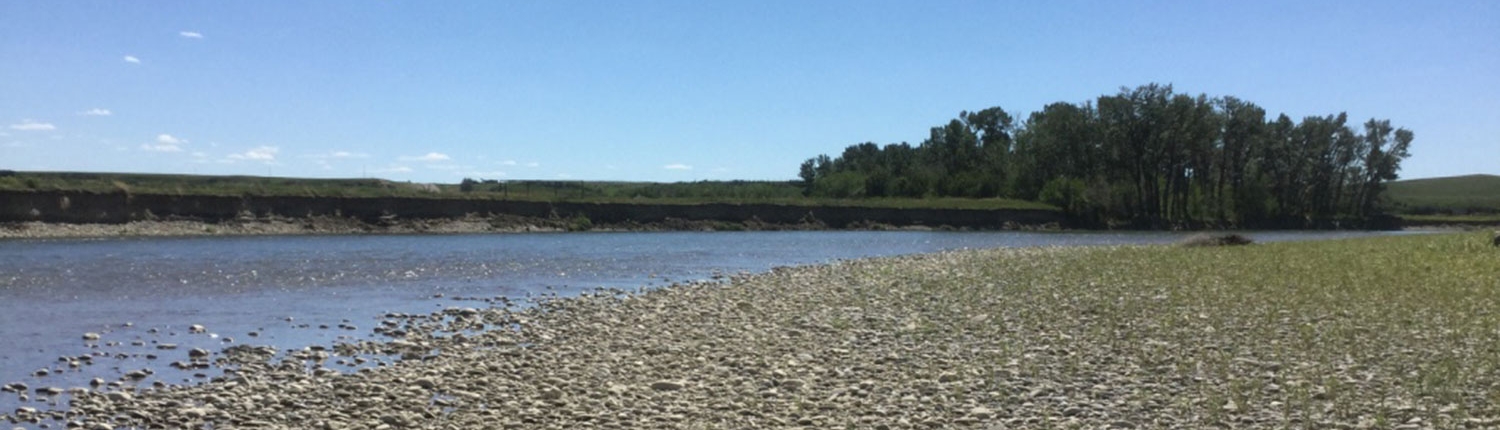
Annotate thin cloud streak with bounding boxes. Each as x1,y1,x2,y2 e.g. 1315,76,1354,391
141,134,186,152
8,121,55,131
156,134,184,145
228,146,279,161
399,152,451,162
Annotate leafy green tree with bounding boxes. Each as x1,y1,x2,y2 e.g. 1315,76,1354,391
795,83,1414,227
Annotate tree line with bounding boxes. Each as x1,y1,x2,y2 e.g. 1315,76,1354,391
799,83,1413,227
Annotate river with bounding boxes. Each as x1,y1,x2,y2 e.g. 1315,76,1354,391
0,230,1401,421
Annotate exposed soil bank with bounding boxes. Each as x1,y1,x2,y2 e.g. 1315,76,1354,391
2,190,1418,238
0,190,1063,238
0,214,876,239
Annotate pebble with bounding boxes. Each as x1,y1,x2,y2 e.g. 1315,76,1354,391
970,406,994,419
34,387,62,396
649,381,686,391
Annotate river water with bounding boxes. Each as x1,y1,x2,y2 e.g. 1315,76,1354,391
0,230,1400,419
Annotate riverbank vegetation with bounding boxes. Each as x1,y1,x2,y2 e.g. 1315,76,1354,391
799,83,1416,228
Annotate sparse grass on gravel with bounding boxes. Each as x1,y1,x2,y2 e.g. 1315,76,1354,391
13,233,1499,429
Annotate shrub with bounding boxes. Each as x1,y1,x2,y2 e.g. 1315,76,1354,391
566,214,593,232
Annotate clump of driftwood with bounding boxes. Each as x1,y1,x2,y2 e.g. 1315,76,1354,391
1180,233,1255,247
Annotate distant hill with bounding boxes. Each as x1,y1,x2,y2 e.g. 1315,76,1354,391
1383,174,1500,214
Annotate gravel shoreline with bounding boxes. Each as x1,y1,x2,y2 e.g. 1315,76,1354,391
6,237,1497,429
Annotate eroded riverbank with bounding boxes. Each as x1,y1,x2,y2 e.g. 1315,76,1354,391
4,232,1494,429
0,215,923,240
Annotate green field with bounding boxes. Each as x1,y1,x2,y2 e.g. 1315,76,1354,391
0,171,1056,211
1384,174,1500,215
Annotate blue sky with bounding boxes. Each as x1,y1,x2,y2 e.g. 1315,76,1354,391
2,1,1496,183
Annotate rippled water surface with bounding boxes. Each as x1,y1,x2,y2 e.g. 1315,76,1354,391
0,230,1404,418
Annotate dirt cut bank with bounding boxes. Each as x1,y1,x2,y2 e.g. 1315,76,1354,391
0,190,1063,234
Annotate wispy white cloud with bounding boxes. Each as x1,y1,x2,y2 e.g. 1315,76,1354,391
123,55,141,64
141,143,182,152
80,108,112,116
664,163,693,170
525,162,540,168
304,150,370,159
330,151,368,158
8,120,55,131
157,134,185,145
556,173,572,179
399,152,451,162
228,146,279,161
141,134,186,152
499,160,518,166
179,31,203,39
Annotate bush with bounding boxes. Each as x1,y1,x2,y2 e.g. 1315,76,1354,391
811,172,867,198
1039,177,1088,213
566,214,593,232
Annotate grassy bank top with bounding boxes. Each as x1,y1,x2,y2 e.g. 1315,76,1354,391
0,171,1057,211
1383,174,1500,215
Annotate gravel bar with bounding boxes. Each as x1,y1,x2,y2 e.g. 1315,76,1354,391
6,234,1499,429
